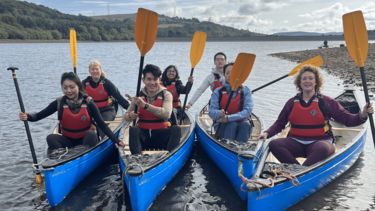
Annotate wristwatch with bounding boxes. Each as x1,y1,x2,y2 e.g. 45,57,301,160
143,103,149,109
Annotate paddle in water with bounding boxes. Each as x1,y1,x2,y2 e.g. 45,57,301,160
69,28,77,74
7,67,43,184
180,31,207,124
343,10,375,147
252,55,323,93
216,53,256,138
133,8,158,125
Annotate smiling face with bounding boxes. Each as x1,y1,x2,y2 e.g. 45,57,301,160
143,72,161,93
166,67,177,80
89,64,102,82
300,71,316,93
62,79,79,100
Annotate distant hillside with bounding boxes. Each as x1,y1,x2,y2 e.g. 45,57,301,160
0,0,261,41
273,31,342,36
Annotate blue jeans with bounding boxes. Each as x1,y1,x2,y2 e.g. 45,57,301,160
215,120,252,142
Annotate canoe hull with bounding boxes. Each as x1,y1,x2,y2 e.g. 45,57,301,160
195,123,256,200
44,130,119,207
119,131,195,211
247,130,366,211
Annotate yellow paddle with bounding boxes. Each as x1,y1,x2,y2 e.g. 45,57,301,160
7,67,43,185
223,53,256,112
252,55,324,93
69,28,77,74
343,10,375,147
133,8,158,124
216,53,256,138
180,31,207,123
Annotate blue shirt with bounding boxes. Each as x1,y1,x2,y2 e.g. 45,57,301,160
209,82,253,122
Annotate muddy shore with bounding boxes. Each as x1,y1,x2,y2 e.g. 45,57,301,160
270,43,375,95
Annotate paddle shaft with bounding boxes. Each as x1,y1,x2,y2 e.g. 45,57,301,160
73,67,77,75
133,56,145,125
8,68,40,169
359,67,375,147
215,90,235,138
252,74,288,93
180,67,194,124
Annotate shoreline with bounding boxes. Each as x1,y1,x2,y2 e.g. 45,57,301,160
270,43,375,97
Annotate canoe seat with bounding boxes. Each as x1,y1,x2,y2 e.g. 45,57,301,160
142,150,168,156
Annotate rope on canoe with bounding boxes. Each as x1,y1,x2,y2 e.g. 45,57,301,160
125,162,144,176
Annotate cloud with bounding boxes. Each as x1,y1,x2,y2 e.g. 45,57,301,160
238,1,287,15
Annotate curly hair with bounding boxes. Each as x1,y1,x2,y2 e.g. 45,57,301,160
294,65,324,92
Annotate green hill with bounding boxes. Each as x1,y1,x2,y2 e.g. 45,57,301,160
0,0,261,41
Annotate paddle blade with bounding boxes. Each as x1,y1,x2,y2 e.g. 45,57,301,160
343,10,368,68
190,31,207,68
229,53,256,90
69,28,77,68
288,55,324,76
134,8,158,56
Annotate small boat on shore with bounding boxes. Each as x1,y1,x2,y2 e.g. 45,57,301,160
195,105,263,200
39,117,125,207
245,89,367,211
118,110,195,211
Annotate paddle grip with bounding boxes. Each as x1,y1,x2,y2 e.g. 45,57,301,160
8,67,40,167
359,67,375,147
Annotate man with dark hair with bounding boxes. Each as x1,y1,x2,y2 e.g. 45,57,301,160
186,52,227,108
125,64,181,154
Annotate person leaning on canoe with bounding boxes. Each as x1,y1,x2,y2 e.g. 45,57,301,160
125,64,181,155
209,63,254,142
186,52,227,108
259,65,373,166
82,59,130,121
161,65,193,109
19,72,125,150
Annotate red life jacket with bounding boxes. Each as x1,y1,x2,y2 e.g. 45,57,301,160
137,90,171,130
60,104,92,139
85,81,111,108
211,73,223,90
219,86,243,114
288,96,330,138
166,82,181,108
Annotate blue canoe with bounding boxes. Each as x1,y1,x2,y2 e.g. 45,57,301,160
245,89,367,210
196,105,264,200
118,110,195,211
40,117,125,207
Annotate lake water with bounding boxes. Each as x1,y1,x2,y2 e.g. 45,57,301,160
0,41,374,210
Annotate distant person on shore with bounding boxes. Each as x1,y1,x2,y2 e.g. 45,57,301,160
19,72,124,150
259,65,373,166
82,59,129,121
186,52,227,108
161,65,194,109
209,63,254,142
323,40,328,48
125,64,181,155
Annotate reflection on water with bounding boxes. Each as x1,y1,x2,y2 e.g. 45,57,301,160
0,41,374,210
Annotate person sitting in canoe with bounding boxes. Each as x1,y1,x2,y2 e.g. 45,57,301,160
125,64,181,155
161,65,193,109
19,72,125,150
186,52,227,108
209,63,254,142
82,59,130,121
259,65,373,166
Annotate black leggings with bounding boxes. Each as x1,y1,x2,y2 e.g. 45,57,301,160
46,131,99,150
129,126,181,155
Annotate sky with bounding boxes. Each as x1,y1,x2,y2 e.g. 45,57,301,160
24,0,375,34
